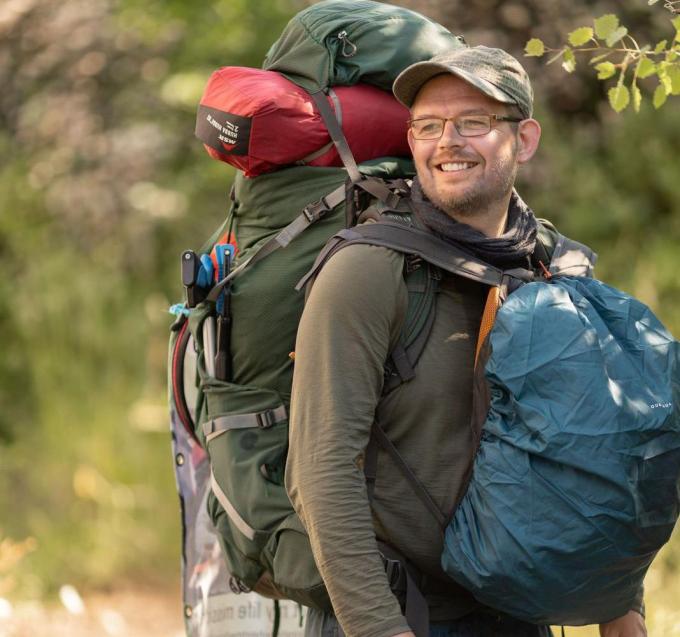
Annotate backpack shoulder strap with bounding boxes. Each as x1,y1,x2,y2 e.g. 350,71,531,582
383,259,440,394
296,219,528,293
550,233,597,277
536,218,598,278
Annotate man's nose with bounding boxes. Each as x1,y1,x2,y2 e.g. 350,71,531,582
438,119,465,147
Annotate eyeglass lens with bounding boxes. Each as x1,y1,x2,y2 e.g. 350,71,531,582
410,115,494,139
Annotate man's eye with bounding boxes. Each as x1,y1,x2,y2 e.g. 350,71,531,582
459,116,489,130
416,120,441,135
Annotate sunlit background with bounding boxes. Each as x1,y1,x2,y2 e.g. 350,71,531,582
1,0,678,635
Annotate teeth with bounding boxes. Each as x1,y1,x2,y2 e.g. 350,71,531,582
440,162,475,172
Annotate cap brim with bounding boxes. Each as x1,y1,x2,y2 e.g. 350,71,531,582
393,61,516,109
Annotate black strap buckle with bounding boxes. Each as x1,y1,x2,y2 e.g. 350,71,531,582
303,196,331,223
382,556,403,590
229,576,251,594
405,254,422,273
256,409,277,429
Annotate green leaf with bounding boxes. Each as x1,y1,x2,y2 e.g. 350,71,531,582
606,26,628,47
668,65,680,95
654,40,668,53
636,56,656,79
596,61,617,79
562,48,576,73
568,27,594,47
632,83,642,113
673,16,680,40
525,38,545,57
608,84,630,112
653,84,667,108
658,65,673,94
594,14,619,41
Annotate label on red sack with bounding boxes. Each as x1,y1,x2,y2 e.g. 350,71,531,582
195,105,251,156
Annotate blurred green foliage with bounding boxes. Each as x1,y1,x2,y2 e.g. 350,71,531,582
0,0,302,596
0,0,678,625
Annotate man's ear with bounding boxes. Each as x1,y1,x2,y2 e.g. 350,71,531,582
516,119,541,164
407,128,415,155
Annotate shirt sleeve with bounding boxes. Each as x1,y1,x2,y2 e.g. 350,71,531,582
631,584,644,618
286,243,411,637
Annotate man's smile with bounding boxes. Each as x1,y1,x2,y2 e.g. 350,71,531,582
437,161,478,173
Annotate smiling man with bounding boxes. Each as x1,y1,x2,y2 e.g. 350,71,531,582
286,46,646,637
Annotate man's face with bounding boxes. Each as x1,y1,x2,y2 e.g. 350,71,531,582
408,74,522,221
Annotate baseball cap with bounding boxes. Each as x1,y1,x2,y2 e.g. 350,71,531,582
393,45,533,119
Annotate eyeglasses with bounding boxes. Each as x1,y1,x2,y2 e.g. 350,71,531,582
408,114,524,140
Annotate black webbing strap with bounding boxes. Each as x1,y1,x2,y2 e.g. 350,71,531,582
378,542,430,637
388,343,416,384
364,428,378,505
339,222,522,287
371,421,447,530
382,301,436,395
271,600,281,637
310,91,395,204
383,262,439,394
207,184,346,303
297,221,533,293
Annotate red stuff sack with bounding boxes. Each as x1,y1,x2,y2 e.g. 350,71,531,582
195,67,410,177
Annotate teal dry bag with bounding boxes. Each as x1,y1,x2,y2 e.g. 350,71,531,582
442,276,680,625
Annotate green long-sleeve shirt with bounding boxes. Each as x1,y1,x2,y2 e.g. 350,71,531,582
286,243,487,637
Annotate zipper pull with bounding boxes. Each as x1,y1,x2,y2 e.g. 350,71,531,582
337,30,357,57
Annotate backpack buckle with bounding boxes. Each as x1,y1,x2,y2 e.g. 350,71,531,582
405,254,422,273
303,196,332,223
382,556,403,590
256,409,277,429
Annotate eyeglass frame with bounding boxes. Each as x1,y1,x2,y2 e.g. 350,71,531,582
407,113,524,140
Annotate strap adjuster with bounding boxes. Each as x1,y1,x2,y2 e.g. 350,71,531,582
256,409,277,429
303,196,332,223
383,556,403,590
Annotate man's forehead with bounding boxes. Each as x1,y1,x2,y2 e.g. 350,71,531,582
411,74,505,114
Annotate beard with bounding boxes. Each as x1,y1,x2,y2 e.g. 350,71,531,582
420,147,519,220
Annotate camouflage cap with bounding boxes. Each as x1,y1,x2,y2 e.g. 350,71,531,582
393,45,533,119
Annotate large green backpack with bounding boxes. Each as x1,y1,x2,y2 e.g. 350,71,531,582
169,157,461,637
169,4,468,633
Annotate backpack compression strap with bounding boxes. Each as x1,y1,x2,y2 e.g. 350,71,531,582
206,183,347,303
309,91,400,205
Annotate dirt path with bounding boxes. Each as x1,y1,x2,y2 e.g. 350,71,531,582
1,585,185,637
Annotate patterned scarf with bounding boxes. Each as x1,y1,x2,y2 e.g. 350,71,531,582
410,177,538,269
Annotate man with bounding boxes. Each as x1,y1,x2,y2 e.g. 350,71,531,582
286,46,646,637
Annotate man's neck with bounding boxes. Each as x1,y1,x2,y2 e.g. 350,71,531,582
447,192,512,238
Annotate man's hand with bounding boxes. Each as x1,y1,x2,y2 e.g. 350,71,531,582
599,610,647,637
